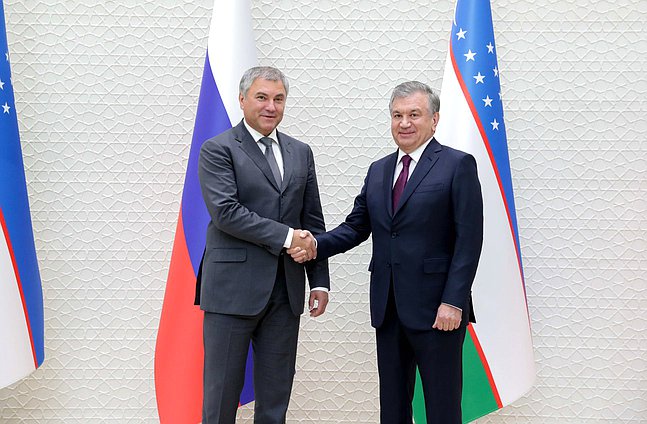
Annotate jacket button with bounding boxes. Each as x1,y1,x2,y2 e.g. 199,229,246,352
386,262,391,268
391,232,397,238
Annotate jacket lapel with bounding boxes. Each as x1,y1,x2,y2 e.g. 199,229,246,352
393,139,442,216
236,121,281,191
277,132,292,193
383,152,399,218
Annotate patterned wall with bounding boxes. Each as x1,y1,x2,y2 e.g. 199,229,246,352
1,0,645,422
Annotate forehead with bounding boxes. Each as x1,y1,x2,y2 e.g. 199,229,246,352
391,92,429,113
248,78,286,95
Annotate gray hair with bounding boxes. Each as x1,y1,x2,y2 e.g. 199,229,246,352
389,81,440,115
239,66,289,97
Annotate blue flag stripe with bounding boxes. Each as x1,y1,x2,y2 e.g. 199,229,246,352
0,0,44,367
181,52,233,274
450,0,524,272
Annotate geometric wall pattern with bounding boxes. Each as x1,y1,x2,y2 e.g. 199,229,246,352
0,0,645,422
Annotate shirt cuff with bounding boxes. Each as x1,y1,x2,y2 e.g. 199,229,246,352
310,287,329,293
283,228,294,248
442,302,462,312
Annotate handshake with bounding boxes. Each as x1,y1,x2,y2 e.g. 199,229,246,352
288,229,316,263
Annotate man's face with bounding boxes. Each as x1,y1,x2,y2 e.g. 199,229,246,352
390,92,439,154
239,78,286,136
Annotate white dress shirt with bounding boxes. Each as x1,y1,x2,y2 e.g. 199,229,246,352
392,139,432,187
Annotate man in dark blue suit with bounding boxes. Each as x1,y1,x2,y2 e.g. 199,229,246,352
291,81,483,423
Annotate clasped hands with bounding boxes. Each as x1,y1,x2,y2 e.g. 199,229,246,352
288,229,316,263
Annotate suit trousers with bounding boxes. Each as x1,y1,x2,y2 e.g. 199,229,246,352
202,259,300,424
376,283,466,424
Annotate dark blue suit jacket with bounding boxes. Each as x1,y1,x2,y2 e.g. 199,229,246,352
317,139,483,330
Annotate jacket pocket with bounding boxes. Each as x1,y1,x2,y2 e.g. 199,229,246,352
211,248,247,262
423,258,450,274
415,183,445,193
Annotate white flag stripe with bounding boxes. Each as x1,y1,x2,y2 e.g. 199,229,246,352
207,0,257,124
0,230,35,388
436,53,535,405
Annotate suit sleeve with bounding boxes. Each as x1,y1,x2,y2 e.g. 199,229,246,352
442,154,484,308
198,140,289,255
300,146,331,289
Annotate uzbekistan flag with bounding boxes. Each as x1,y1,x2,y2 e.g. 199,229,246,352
154,1,257,422
413,0,535,422
0,0,45,389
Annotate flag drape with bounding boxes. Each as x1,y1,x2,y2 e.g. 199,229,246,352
154,1,257,422
413,0,535,422
0,0,45,390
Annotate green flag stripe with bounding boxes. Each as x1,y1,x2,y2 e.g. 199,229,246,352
412,325,500,423
462,325,500,422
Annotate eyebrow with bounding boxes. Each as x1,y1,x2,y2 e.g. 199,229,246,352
392,108,422,114
254,91,285,98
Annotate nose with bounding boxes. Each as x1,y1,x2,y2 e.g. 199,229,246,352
400,116,411,127
265,100,277,112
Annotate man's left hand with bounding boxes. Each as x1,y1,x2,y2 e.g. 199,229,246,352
308,290,329,317
432,304,462,331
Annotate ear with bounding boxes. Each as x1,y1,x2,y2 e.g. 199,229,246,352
432,112,440,129
239,93,245,109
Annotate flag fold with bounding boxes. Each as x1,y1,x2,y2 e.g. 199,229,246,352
413,0,535,422
154,1,257,422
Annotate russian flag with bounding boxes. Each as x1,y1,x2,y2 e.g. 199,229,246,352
412,0,535,422
0,0,45,389
154,1,257,422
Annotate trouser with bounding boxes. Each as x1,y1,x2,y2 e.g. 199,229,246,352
202,265,300,424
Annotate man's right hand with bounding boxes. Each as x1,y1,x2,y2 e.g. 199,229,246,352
288,230,316,263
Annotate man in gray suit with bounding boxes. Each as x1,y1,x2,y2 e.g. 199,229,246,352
197,66,330,424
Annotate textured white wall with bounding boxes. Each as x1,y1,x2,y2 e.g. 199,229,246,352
1,0,645,423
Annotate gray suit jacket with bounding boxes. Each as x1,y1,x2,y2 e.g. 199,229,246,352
197,120,330,316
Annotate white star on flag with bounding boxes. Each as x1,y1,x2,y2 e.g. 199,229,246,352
483,95,493,107
456,28,467,40
493,68,498,77
464,49,476,62
473,72,485,84
491,118,499,130
0,78,4,89
486,42,494,53
2,102,10,113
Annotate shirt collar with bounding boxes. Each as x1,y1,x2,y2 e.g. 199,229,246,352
397,137,432,165
244,119,278,144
